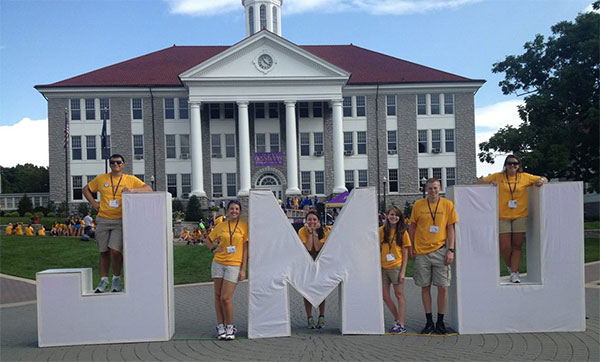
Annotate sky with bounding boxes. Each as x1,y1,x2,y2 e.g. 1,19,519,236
0,0,595,176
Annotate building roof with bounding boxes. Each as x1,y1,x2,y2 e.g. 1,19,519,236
35,44,480,89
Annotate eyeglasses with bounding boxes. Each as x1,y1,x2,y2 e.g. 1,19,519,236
109,160,123,165
506,162,520,166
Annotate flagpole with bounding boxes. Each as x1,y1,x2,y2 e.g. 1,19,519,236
64,108,70,216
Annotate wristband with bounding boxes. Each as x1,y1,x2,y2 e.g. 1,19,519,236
211,246,218,252
448,248,455,253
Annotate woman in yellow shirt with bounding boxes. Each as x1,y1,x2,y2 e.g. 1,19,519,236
205,200,248,341
37,226,46,236
297,211,330,329
25,224,34,236
380,206,411,333
15,223,23,236
5,223,13,235
479,154,547,283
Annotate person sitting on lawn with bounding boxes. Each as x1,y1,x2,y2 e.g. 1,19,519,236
192,227,202,245
37,225,47,236
15,223,23,236
5,223,13,235
50,222,59,236
25,224,34,236
180,227,192,244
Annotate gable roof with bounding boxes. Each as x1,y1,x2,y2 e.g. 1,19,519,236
35,44,480,89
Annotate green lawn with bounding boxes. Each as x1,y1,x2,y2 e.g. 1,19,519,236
585,221,600,230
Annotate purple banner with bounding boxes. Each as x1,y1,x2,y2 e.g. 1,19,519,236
254,152,284,166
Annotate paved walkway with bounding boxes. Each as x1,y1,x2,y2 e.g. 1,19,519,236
1,268,599,361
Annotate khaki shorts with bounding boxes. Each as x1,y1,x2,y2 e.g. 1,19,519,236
211,260,241,283
95,216,123,253
413,247,451,287
499,217,527,234
381,267,402,285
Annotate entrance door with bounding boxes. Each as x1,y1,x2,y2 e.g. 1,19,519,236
256,173,283,200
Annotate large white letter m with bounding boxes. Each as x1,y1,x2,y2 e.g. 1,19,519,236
248,188,384,339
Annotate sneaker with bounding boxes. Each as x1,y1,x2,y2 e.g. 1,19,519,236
316,315,325,329
420,321,435,335
435,321,448,335
110,278,122,292
94,279,109,293
216,324,226,340
307,316,316,329
225,324,236,340
510,272,521,283
389,324,407,334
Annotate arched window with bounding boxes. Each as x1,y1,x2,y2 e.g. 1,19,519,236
249,6,255,34
260,5,267,30
272,7,278,33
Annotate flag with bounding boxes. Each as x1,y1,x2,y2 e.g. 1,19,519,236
101,118,107,159
63,109,69,149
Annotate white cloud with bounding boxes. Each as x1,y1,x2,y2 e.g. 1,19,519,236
0,118,48,168
165,0,481,16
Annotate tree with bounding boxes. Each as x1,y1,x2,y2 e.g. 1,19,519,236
185,195,203,221
0,164,49,193
18,194,33,216
479,3,599,192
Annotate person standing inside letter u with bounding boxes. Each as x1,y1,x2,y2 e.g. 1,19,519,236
409,178,458,335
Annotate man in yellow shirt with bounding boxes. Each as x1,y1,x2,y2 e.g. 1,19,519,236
14,223,23,236
5,223,13,235
83,154,151,293
409,178,458,335
37,226,46,236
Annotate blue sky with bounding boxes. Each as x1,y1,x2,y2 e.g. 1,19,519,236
0,0,594,173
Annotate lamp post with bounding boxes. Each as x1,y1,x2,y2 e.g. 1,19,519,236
420,177,427,198
150,175,155,191
382,176,387,212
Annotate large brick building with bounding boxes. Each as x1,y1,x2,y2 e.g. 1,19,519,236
36,0,484,209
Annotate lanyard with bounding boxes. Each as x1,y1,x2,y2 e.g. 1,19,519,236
228,219,240,245
110,174,123,200
504,172,518,199
427,198,441,226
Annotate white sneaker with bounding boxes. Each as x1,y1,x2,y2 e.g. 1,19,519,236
94,279,109,293
510,272,521,283
110,278,122,292
216,324,226,340
225,324,236,340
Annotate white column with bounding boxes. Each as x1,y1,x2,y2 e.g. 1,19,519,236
285,101,301,195
190,102,206,197
237,101,251,196
331,100,347,193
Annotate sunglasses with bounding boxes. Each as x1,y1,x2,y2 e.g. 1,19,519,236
109,160,123,165
506,162,520,166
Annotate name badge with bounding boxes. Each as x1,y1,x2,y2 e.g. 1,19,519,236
508,200,518,209
429,225,439,233
109,199,119,208
226,245,236,254
386,253,395,262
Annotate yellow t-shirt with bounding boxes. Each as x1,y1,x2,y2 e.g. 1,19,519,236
25,226,34,236
379,227,412,269
298,226,330,246
37,227,46,236
5,225,13,235
409,198,458,255
15,225,23,236
214,215,225,226
87,173,146,219
209,219,249,267
481,172,541,220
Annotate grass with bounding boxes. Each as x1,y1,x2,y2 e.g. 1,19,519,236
585,221,600,230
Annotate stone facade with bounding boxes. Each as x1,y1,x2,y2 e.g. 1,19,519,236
397,94,419,193
455,92,478,185
109,98,133,174
48,98,70,208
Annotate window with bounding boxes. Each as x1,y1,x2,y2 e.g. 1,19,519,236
419,168,429,186
100,99,110,120
445,129,455,152
166,135,176,159
210,104,220,119
133,135,144,158
260,4,266,29
226,173,237,197
444,93,454,114
446,167,456,187
225,134,236,157
165,98,175,119
212,134,222,157
433,168,442,185
272,7,278,32
356,96,366,117
357,131,367,154
299,102,309,118
387,131,397,153
301,171,311,194
315,171,325,194
300,132,310,156
132,98,143,120
418,130,428,153
270,133,280,152
345,170,355,191
358,169,368,187
71,136,82,160
255,103,265,118
344,132,353,154
248,6,254,34
71,99,81,120
388,169,399,192
224,103,234,119
179,99,189,119
72,176,83,200
386,95,396,116
417,94,427,115
343,97,352,117
180,135,190,156
256,133,266,153
268,103,279,118
431,130,441,152
181,174,191,196
85,99,95,120
86,136,96,160
430,94,440,115
313,102,322,118
167,174,177,198
313,132,323,154
134,174,145,182
213,173,223,197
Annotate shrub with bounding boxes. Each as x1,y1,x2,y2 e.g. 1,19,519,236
173,199,185,213
185,195,203,221
24,212,33,218
47,212,56,217
18,194,33,216
34,211,45,218
78,203,89,216
6,211,20,217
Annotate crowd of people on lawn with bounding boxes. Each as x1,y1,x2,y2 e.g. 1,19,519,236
4,213,96,238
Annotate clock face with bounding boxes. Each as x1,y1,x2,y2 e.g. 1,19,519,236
257,54,273,70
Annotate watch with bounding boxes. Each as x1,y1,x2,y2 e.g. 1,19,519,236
448,248,455,253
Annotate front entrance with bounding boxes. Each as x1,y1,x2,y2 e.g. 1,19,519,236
256,173,283,200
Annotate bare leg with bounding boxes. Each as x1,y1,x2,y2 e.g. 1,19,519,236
99,251,110,277
393,282,406,325
303,298,313,318
499,233,512,270
437,286,447,314
318,300,326,316
220,280,238,325
382,283,400,321
213,278,224,324
510,232,525,273
110,248,123,276
421,286,432,314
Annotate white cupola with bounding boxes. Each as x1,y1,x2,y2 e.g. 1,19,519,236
242,0,282,37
